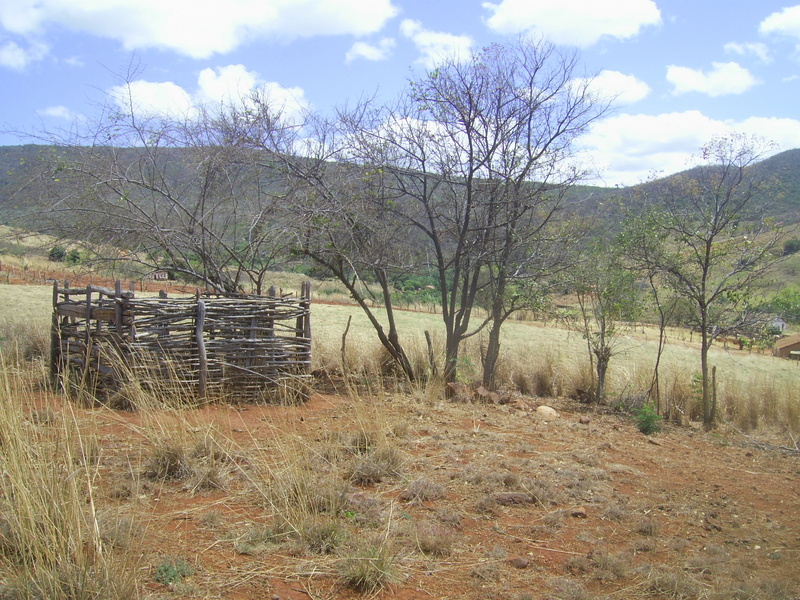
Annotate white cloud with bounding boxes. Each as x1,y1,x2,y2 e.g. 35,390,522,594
196,65,260,106
482,0,661,47
0,0,399,59
108,64,309,123
724,41,771,63
37,105,80,121
0,40,28,69
108,80,195,118
576,70,650,106
760,5,800,40
0,38,46,69
196,65,309,120
735,116,800,150
579,110,800,186
345,38,396,63
666,62,760,97
400,19,473,69
0,2,42,34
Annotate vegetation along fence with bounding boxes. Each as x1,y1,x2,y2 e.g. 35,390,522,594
50,280,312,402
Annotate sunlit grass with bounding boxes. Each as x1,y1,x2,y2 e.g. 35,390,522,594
3,282,799,435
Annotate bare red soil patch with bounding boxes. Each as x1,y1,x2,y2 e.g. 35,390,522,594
30,389,800,600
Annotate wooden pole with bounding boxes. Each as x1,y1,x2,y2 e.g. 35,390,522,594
196,299,208,399
114,280,123,332
49,281,61,385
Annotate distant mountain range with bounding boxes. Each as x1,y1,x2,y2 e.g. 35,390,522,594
2,144,800,227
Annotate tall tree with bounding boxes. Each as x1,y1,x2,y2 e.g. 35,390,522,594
642,135,784,430
345,38,606,386
570,240,643,404
223,100,423,381
618,205,680,416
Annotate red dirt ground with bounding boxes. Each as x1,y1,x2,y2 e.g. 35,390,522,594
34,386,800,600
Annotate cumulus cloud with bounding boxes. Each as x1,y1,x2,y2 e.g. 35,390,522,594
400,19,473,69
575,70,650,106
735,116,800,150
195,65,260,105
0,0,399,59
196,65,309,120
109,64,309,122
37,105,80,121
0,38,46,69
759,5,800,40
724,41,771,63
482,0,661,47
108,80,195,118
666,62,760,96
345,38,396,63
578,110,800,186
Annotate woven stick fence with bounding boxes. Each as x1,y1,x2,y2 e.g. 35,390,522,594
50,280,312,402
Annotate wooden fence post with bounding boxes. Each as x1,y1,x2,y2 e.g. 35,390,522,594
196,299,208,399
301,281,311,374
49,281,61,385
114,280,123,333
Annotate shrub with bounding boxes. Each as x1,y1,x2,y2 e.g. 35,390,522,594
48,245,66,262
338,538,397,593
65,248,82,265
782,238,800,256
633,403,662,435
154,557,193,585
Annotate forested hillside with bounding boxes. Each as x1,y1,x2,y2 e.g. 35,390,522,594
3,145,800,227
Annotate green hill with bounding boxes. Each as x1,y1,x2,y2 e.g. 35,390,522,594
2,144,800,228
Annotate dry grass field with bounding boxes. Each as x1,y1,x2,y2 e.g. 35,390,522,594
0,282,798,599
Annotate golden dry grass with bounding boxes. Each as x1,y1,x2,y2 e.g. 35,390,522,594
2,283,799,435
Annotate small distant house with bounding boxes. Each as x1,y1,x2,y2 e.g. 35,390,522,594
773,333,800,360
771,316,788,333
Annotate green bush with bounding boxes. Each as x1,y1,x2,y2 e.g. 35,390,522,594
783,238,800,256
633,404,662,435
154,557,193,585
48,245,66,262
65,249,81,265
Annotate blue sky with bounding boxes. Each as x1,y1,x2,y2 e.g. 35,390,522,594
2,0,800,186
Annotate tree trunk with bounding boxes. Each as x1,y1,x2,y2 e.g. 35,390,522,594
482,294,505,390
594,345,611,404
701,328,713,431
443,337,460,387
482,325,501,391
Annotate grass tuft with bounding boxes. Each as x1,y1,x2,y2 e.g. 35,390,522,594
338,536,397,593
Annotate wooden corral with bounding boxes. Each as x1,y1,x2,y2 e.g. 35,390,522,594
50,280,312,402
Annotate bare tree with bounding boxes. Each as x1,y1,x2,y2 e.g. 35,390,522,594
344,38,607,386
222,100,423,381
642,135,785,430
34,82,295,294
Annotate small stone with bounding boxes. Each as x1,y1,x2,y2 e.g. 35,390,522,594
507,556,529,569
535,405,559,420
571,507,588,519
578,415,591,424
